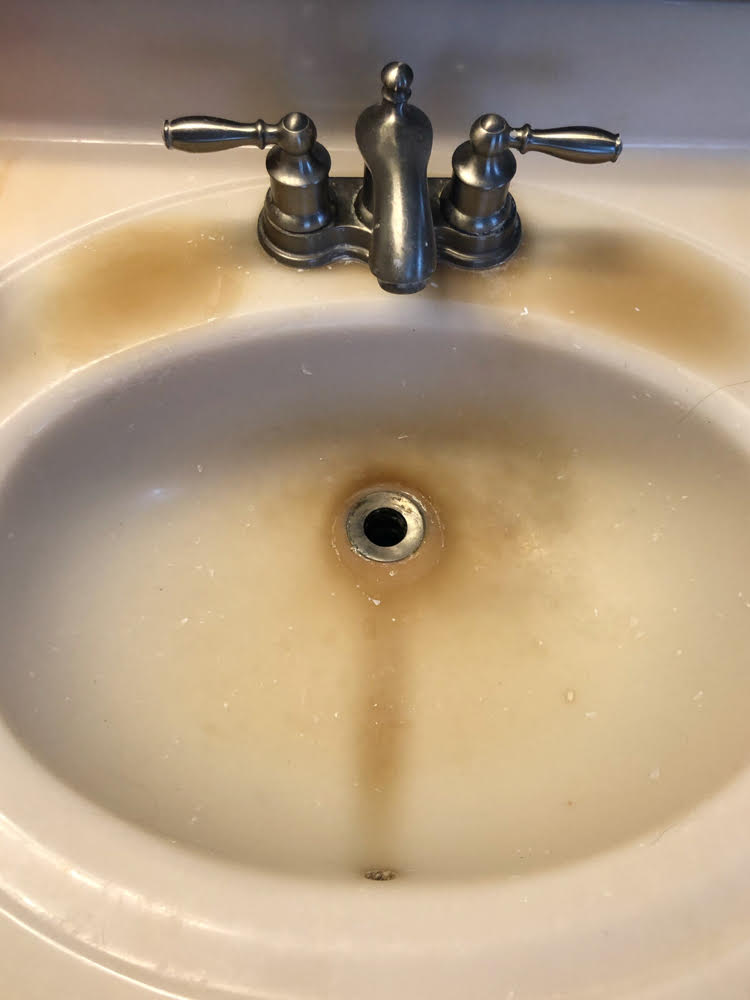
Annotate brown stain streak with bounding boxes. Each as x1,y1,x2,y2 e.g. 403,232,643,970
357,600,409,873
33,219,257,361
328,444,575,875
437,225,749,371
13,210,747,376
326,467,441,876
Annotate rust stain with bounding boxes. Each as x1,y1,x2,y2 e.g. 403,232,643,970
433,223,749,371
32,218,259,362
11,205,746,375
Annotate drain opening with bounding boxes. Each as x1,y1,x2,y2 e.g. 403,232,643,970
363,507,408,548
364,868,398,881
346,489,426,563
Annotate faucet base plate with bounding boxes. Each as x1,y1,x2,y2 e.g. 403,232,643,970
257,179,522,276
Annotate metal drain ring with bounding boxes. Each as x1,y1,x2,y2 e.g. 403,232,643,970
345,489,426,563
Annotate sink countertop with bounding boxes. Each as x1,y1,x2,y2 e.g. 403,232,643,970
1,139,750,1000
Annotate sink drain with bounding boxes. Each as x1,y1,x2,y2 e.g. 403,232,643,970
346,490,426,563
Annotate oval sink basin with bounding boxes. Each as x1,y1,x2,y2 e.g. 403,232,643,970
3,304,750,884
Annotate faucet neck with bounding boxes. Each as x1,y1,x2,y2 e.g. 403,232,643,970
354,62,437,294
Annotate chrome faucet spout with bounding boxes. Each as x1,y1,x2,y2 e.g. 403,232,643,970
354,62,436,294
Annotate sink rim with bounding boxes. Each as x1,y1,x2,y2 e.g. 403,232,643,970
3,301,750,998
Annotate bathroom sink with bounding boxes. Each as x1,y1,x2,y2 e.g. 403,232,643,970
5,302,750,883
2,156,750,999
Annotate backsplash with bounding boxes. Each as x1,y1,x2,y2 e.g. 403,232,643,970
1,0,748,146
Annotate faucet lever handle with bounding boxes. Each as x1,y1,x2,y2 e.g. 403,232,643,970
163,116,276,153
163,112,318,156
442,112,622,237
506,122,621,164
469,114,621,164
162,111,333,234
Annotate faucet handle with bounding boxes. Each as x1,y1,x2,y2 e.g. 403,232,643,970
163,111,333,234
471,114,621,164
163,112,318,156
441,112,622,236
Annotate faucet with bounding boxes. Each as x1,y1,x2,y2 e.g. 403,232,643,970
163,61,621,294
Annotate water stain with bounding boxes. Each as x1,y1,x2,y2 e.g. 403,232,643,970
330,477,450,877
434,223,750,372
33,218,259,361
12,198,749,376
326,433,581,877
356,601,409,874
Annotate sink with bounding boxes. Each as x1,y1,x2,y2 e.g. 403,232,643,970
4,304,750,884
3,160,750,999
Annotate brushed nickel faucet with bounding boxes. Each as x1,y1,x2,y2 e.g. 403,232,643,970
163,61,621,294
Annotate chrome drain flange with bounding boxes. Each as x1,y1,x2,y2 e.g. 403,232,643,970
345,489,425,563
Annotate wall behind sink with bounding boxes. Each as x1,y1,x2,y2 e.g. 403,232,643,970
1,0,748,147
